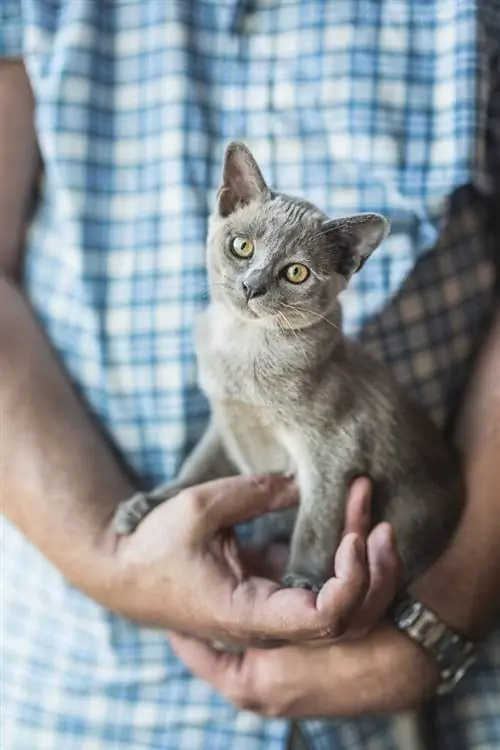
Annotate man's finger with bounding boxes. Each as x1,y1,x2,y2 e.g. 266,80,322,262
345,522,401,637
363,523,401,621
224,533,369,641
184,474,299,537
343,477,372,538
169,632,245,695
169,632,276,711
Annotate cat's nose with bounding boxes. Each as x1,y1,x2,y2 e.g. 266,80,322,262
242,281,265,301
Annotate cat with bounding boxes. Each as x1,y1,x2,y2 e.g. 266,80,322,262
113,141,464,593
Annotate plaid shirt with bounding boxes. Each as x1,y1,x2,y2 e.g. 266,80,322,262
2,1,500,748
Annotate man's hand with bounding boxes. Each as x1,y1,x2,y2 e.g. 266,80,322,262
240,477,401,641
109,475,396,645
163,477,410,718
169,624,439,717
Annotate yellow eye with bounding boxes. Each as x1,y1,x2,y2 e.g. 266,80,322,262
231,236,254,259
284,263,310,284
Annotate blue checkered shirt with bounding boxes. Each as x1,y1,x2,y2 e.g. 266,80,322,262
2,1,500,748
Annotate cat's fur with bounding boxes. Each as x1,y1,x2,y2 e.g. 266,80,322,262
114,141,464,591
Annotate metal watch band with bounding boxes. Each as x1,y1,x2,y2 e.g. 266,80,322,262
390,594,477,694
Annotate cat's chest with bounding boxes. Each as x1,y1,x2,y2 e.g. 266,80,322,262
194,306,297,475
195,306,276,405
214,400,296,475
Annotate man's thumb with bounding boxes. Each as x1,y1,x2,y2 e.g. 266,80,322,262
188,474,299,535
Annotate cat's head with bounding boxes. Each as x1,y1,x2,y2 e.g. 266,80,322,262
207,141,390,329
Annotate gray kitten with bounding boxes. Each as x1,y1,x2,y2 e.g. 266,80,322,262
114,142,464,592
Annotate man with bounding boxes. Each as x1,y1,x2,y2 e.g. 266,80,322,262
1,2,499,749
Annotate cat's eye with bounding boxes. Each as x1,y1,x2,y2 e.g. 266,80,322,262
231,236,254,259
284,263,310,284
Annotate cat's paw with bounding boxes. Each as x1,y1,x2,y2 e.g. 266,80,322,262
280,572,325,594
112,492,154,535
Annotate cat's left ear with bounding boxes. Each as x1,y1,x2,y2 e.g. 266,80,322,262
217,141,270,217
322,213,390,279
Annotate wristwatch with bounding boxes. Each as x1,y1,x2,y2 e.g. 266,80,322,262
390,593,477,694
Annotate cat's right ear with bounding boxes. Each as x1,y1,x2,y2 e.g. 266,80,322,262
322,213,390,279
217,142,269,217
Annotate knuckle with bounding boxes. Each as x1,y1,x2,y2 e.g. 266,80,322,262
227,660,272,713
181,486,206,513
319,611,350,639
226,681,256,712
262,702,284,719
227,654,289,717
180,486,213,528
232,695,262,713
230,694,280,718
254,675,286,718
254,654,282,702
247,474,274,494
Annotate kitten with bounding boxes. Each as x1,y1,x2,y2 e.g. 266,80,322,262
114,141,464,592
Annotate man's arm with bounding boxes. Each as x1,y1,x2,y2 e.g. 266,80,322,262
411,304,500,636
0,277,137,598
0,61,136,600
0,61,39,276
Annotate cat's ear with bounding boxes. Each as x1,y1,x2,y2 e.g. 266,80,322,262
217,142,269,217
322,213,390,279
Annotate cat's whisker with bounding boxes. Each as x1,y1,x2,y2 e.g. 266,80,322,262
275,310,289,332
208,282,233,292
275,310,293,335
303,310,340,331
206,281,240,300
281,302,340,331
279,303,310,322
276,310,308,359
173,279,230,292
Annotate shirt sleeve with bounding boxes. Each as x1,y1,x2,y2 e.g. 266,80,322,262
0,0,24,58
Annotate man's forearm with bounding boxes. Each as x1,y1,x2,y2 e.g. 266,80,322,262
411,306,500,636
0,62,40,276
0,279,135,600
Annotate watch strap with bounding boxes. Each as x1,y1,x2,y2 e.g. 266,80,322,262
390,593,477,694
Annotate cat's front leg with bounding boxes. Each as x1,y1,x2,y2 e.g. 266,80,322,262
113,421,235,534
282,466,349,593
